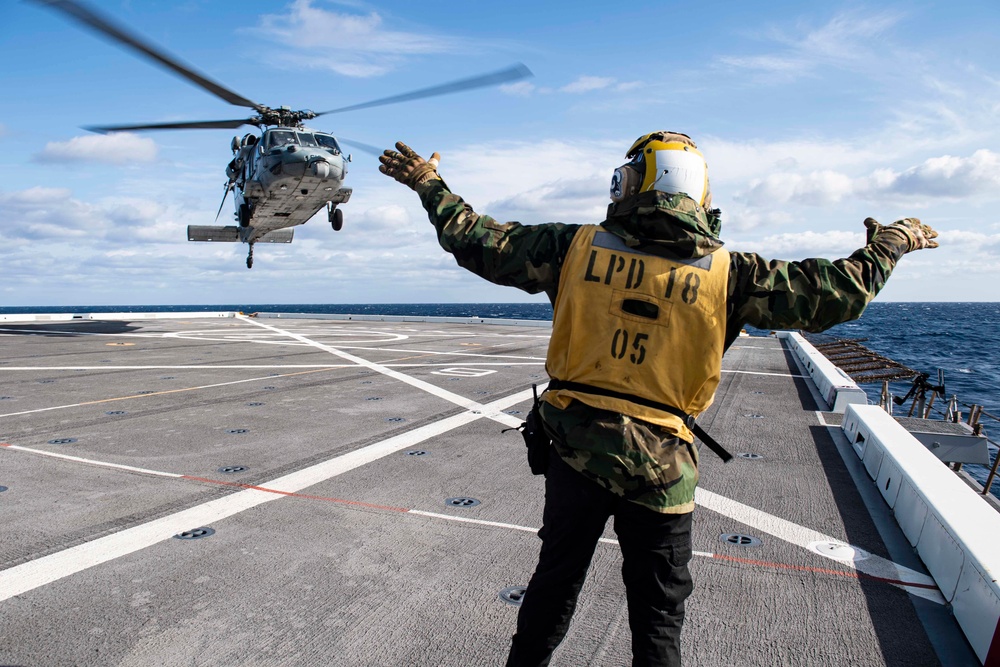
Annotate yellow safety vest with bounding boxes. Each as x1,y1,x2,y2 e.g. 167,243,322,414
544,225,730,441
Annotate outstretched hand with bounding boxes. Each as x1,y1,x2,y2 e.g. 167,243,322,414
864,217,939,252
379,142,441,190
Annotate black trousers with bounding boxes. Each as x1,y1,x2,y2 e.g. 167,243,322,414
506,450,694,667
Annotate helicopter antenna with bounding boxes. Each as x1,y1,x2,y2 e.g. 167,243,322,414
214,182,234,222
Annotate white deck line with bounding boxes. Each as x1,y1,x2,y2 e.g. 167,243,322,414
236,315,527,429
0,371,331,419
720,369,806,378
0,444,183,478
1,362,545,370
0,387,535,602
695,488,944,604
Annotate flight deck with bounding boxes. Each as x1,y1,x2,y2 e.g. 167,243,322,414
0,314,979,666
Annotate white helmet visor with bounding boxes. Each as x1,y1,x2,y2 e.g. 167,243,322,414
645,148,708,205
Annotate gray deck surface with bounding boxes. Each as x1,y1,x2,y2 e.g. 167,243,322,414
0,315,978,666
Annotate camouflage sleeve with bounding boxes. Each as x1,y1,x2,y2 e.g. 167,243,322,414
726,227,911,340
415,180,580,301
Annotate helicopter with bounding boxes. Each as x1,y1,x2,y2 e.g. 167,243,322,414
33,0,532,268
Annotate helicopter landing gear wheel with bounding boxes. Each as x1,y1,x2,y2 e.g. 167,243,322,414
246,243,254,269
238,203,251,228
328,204,343,231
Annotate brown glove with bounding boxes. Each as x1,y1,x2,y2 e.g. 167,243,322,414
864,217,939,251
379,142,441,190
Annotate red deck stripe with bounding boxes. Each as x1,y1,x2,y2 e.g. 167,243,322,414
180,475,411,513
711,553,939,590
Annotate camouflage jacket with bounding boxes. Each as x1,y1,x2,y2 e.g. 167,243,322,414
415,180,911,513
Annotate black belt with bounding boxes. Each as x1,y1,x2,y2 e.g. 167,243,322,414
546,378,733,463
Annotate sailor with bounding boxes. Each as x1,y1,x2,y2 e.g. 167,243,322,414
379,134,938,667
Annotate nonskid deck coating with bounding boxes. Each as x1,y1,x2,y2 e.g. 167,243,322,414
0,315,978,666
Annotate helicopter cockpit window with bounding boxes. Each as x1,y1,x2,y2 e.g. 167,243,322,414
314,134,342,155
296,132,319,147
266,130,297,150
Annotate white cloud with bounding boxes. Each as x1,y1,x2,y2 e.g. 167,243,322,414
0,188,193,245
728,229,864,259
253,0,466,77
438,139,623,224
560,76,615,93
33,133,158,165
500,81,537,97
864,149,1000,198
718,10,904,82
739,170,854,207
728,149,1000,209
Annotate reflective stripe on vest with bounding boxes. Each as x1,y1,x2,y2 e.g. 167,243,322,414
544,225,730,441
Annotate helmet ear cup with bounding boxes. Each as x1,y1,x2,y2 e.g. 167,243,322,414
610,164,642,203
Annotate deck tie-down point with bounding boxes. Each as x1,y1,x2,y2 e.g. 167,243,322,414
218,466,248,474
174,527,215,540
720,533,762,547
47,438,77,445
499,586,527,606
226,429,249,434
445,497,481,508
406,450,429,456
736,452,764,460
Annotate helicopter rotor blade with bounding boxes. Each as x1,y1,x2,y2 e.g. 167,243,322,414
336,138,388,157
31,0,262,111
86,119,254,133
315,63,532,116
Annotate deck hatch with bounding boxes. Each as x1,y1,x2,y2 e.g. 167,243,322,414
720,533,762,547
499,586,527,606
446,497,481,508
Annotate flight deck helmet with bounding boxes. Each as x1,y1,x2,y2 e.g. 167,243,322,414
610,131,712,209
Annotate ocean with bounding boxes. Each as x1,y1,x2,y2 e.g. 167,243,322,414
3,301,997,496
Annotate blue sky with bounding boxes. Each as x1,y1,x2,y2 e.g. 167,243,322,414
2,0,998,306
